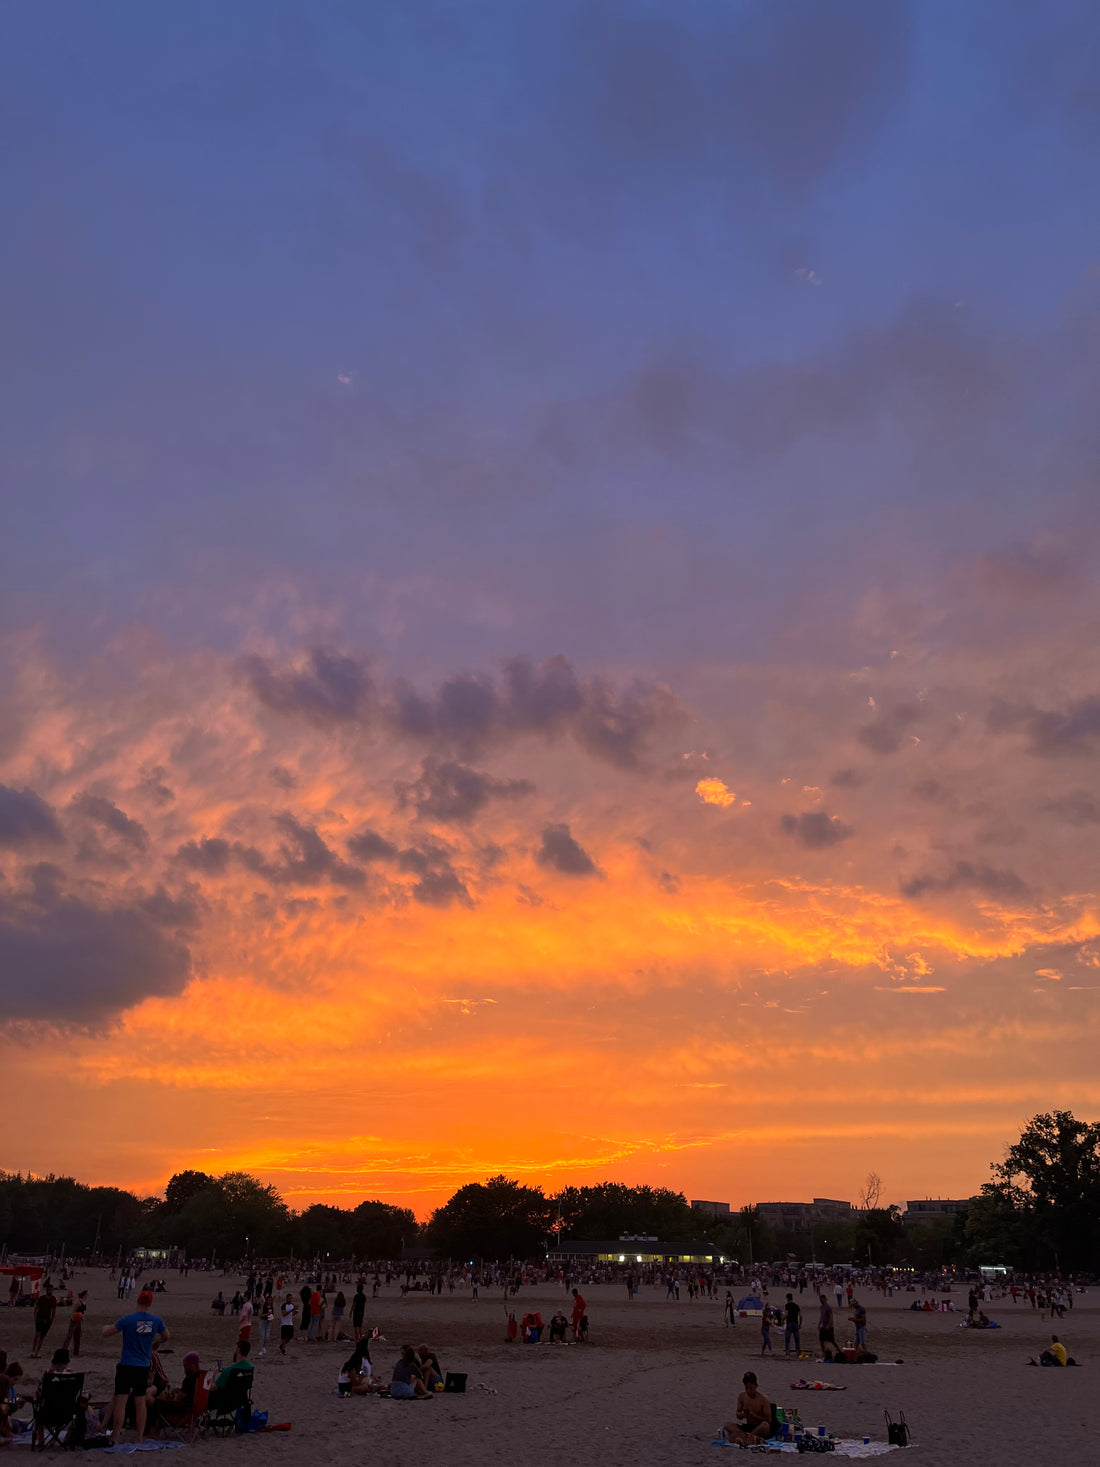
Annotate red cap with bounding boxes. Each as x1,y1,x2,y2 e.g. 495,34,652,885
138,1289,154,1307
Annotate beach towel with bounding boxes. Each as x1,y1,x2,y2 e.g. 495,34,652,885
100,1443,185,1454
711,1438,902,1457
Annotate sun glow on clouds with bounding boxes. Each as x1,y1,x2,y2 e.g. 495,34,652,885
2,604,1100,1210
696,776,737,807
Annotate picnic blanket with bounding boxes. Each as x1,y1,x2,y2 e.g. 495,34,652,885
712,1437,904,1457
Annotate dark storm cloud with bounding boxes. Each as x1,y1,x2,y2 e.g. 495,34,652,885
140,885,204,930
857,704,923,756
397,757,534,824
779,812,854,849
270,813,365,889
409,867,472,908
535,823,600,877
346,827,400,862
71,791,149,850
0,881,191,1021
240,646,372,724
0,785,63,846
988,694,1100,756
242,650,681,769
175,836,234,874
269,765,298,790
395,840,471,907
899,860,1029,901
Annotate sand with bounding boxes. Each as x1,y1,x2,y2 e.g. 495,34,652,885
2,1273,1095,1465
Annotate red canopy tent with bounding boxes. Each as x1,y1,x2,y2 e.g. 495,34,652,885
1,1264,45,1299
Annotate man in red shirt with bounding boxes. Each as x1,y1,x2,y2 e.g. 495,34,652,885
571,1288,586,1342
308,1290,322,1342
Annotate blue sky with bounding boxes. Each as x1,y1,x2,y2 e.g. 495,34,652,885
4,0,1098,674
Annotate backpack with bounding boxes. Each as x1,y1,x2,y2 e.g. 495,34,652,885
885,1410,910,1446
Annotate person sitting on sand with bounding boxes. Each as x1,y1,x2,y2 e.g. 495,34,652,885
1032,1335,1069,1366
0,1361,28,1440
337,1340,385,1395
417,1345,443,1388
548,1311,568,1343
390,1345,431,1400
156,1352,203,1415
722,1371,772,1445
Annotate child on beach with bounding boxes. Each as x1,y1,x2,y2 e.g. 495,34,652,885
760,1307,773,1355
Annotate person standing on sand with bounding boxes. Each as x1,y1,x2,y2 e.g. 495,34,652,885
30,1286,57,1358
280,1294,295,1355
101,1288,168,1445
783,1293,802,1357
817,1295,836,1360
571,1288,586,1342
834,1281,844,1310
63,1291,88,1356
298,1283,312,1335
760,1307,773,1356
850,1298,867,1351
352,1283,367,1341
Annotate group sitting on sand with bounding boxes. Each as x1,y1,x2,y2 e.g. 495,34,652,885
336,1339,443,1398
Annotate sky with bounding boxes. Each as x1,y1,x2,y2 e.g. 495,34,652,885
2,0,1099,1220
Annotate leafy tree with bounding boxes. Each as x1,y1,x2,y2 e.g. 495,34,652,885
554,1183,696,1241
426,1175,554,1260
297,1204,352,1260
735,1205,776,1267
350,1199,418,1258
853,1205,906,1266
973,1110,1100,1270
164,1170,216,1214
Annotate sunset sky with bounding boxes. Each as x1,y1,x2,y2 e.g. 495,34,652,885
3,1,1099,1219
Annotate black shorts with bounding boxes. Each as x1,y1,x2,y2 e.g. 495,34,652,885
34,1318,53,1338
819,1328,836,1345
114,1364,150,1397
281,1325,294,1341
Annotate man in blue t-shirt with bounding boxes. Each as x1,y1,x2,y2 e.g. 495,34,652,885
101,1289,169,1443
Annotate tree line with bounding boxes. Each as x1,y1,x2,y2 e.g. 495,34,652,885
3,1112,1097,1270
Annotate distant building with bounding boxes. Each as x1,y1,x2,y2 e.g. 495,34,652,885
754,1199,853,1232
901,1199,972,1227
691,1200,731,1218
547,1238,732,1265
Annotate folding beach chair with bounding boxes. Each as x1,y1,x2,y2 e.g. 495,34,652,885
158,1371,212,1444
204,1371,253,1438
31,1372,85,1451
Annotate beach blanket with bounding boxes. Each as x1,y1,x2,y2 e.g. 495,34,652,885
790,1381,846,1391
100,1443,185,1454
6,1439,183,1454
712,1438,902,1457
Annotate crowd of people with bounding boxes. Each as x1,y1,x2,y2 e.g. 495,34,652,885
1,1266,457,1446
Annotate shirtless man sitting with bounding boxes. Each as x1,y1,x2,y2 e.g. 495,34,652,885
723,1371,772,1445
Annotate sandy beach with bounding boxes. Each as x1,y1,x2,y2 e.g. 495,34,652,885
3,1273,1095,1466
